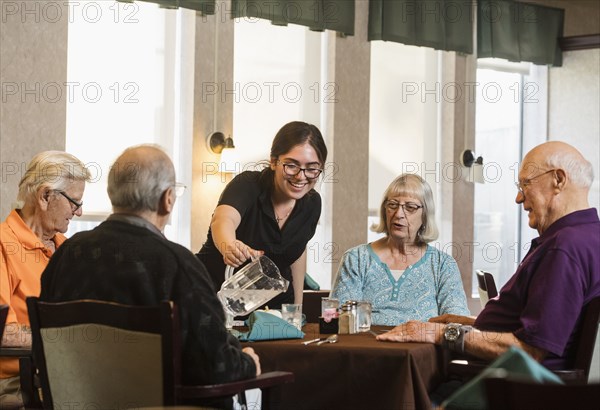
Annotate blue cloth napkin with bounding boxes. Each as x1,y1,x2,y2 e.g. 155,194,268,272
236,311,305,341
443,346,563,410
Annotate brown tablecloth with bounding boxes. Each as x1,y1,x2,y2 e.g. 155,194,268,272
241,323,446,410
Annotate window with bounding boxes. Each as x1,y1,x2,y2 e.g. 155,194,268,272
472,59,547,295
368,42,440,243
233,19,331,288
65,1,194,246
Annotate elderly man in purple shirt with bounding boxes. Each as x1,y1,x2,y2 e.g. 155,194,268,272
377,141,600,371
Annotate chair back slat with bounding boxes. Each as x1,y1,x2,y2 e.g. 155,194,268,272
573,297,600,381
41,324,163,407
476,270,498,308
26,297,176,409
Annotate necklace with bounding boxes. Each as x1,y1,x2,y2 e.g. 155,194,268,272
273,204,294,224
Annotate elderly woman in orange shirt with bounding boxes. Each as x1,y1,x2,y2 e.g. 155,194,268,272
0,151,91,405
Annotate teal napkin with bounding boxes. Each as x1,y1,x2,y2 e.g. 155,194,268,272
237,311,305,341
443,346,563,410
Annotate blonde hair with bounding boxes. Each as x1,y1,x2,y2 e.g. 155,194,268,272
16,151,91,208
371,174,439,245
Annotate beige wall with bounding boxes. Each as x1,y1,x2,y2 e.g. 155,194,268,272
0,0,68,219
549,49,600,210
328,0,371,266
524,0,600,36
191,10,235,252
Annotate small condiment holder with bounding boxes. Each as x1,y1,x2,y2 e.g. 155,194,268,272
319,297,340,334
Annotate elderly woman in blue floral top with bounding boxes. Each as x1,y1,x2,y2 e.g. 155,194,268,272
331,174,469,325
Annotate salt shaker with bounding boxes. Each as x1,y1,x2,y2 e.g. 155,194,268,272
339,301,359,334
338,303,350,334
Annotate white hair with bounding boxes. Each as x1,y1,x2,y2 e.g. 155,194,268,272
107,144,175,212
545,150,594,189
16,151,91,208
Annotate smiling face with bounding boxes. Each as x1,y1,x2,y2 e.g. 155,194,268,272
270,143,321,201
385,195,424,244
43,180,86,236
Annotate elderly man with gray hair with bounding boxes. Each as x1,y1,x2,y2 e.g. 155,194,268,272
378,141,600,372
1,150,91,405
39,145,260,408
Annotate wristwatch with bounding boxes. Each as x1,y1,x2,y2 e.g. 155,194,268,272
443,323,473,354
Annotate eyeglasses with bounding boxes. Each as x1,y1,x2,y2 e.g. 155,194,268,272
56,191,83,212
174,183,187,197
385,200,423,214
280,162,323,180
515,169,556,195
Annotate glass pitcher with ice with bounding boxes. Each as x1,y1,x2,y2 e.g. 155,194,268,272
218,255,289,317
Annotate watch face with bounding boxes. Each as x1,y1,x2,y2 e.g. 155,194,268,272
445,325,460,342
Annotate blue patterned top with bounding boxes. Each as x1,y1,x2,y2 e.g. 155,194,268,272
331,244,470,325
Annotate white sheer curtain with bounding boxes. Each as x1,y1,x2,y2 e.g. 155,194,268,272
65,1,194,247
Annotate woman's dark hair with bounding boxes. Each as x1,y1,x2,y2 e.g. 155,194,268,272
270,121,328,165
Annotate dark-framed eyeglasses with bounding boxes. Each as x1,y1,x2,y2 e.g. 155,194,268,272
515,169,556,195
280,162,323,180
174,182,187,197
385,200,423,214
56,191,83,212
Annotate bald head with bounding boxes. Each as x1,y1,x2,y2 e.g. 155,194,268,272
522,141,594,190
517,141,593,234
108,145,176,213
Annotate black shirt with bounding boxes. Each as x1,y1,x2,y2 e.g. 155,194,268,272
40,215,256,389
197,170,322,308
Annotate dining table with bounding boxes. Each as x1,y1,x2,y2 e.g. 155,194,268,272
240,323,447,410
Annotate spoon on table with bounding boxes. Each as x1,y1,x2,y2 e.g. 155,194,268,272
316,334,338,345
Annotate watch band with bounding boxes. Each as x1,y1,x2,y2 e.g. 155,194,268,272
454,325,472,354
444,324,473,354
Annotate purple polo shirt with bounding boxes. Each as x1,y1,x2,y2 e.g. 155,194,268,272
475,208,600,369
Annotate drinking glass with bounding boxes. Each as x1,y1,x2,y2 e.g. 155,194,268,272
357,301,372,332
282,304,303,330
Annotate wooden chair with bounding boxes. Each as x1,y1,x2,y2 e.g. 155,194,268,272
484,374,600,410
449,296,600,384
26,297,294,409
0,304,8,342
476,270,498,308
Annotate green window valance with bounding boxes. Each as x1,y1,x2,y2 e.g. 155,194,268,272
478,0,564,66
118,0,217,14
231,0,355,35
368,0,474,54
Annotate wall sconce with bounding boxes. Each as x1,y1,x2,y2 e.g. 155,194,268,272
461,150,483,167
207,132,238,174
461,149,485,184
207,132,234,154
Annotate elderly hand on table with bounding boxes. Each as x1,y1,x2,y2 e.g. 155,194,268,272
376,320,445,344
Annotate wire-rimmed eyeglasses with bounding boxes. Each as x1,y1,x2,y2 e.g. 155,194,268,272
515,169,556,195
280,162,323,180
56,191,83,212
385,200,423,214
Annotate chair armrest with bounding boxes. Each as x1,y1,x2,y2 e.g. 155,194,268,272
552,369,586,384
448,359,489,381
176,371,294,399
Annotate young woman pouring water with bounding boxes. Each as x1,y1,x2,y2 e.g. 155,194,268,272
197,121,328,309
